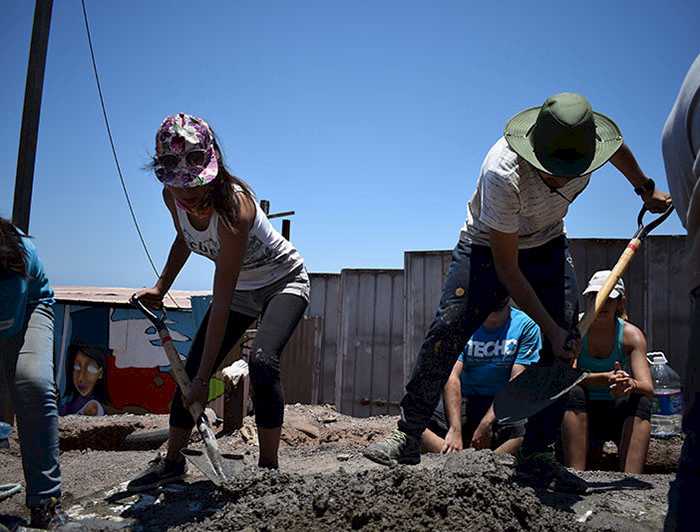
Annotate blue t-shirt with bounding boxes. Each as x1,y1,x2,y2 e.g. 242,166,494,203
458,307,541,396
0,234,54,340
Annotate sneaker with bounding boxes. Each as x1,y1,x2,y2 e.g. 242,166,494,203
515,449,587,494
29,497,87,531
126,453,187,493
362,429,421,466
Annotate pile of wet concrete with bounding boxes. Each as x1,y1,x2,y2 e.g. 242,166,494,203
167,450,585,532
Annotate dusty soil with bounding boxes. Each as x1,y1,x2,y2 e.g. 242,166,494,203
0,405,682,531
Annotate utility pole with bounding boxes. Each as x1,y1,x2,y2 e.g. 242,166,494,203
12,0,53,232
2,0,53,425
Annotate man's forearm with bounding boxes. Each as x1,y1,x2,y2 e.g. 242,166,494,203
443,381,462,433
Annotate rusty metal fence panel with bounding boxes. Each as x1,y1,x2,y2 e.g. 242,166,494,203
280,316,324,404
336,269,404,417
307,274,341,404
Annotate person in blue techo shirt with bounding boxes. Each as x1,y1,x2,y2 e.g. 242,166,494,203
421,296,541,455
0,217,85,531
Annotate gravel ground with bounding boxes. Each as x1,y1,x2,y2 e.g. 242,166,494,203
0,405,682,531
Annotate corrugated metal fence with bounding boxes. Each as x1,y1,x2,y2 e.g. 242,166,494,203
402,236,690,383
294,236,690,417
335,269,404,417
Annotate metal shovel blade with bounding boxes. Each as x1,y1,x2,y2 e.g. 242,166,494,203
181,448,245,486
493,360,589,424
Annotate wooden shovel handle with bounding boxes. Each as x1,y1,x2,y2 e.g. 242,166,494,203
157,328,205,422
576,237,641,337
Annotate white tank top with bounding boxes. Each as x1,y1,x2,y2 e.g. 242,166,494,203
176,191,304,291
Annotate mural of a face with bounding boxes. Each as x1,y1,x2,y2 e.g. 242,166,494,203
73,351,104,398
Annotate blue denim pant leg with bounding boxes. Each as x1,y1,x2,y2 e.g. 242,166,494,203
518,236,579,455
398,240,508,437
0,303,61,507
665,295,700,531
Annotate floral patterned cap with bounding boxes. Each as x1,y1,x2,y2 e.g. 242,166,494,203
154,113,219,188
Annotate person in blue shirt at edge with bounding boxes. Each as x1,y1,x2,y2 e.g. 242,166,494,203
421,296,541,455
0,217,86,531
561,271,653,474
363,92,671,495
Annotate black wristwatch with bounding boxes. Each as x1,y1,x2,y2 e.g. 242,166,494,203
634,177,655,196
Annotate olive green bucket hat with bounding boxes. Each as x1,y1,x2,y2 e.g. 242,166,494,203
504,92,623,178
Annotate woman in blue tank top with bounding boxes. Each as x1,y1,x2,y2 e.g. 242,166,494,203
561,270,653,473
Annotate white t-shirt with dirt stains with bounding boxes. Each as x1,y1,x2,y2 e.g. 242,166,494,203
460,137,591,249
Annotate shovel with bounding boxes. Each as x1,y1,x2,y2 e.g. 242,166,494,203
494,203,675,423
132,297,243,486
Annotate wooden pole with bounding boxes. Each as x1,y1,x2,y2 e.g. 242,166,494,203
2,0,53,426
12,0,54,233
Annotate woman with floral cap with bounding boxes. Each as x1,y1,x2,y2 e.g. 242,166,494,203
127,113,309,492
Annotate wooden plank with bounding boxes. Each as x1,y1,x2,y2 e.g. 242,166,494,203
622,239,646,332
280,316,322,404
370,273,391,417
667,236,691,378
336,271,359,415
388,271,405,415
404,251,451,385
353,272,376,418
645,238,671,357
308,274,340,404
309,317,323,405
403,252,425,385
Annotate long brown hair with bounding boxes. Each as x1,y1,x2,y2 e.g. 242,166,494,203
0,217,29,278
210,135,255,232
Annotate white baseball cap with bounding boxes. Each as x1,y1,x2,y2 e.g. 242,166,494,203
582,270,625,298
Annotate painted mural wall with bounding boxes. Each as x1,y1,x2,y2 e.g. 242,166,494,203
54,304,198,416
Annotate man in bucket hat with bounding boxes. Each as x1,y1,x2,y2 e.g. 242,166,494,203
364,92,671,493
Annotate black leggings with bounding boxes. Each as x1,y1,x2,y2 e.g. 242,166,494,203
169,293,308,430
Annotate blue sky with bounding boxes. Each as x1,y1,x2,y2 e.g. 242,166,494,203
1,1,698,291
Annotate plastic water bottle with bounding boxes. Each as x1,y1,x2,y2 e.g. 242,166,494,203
647,352,682,438
0,421,11,440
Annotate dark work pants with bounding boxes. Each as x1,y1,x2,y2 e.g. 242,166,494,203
398,235,579,455
170,293,307,430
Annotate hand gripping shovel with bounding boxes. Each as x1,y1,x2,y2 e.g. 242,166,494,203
494,203,675,424
132,297,243,486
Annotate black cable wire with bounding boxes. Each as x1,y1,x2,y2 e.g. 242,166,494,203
80,0,180,309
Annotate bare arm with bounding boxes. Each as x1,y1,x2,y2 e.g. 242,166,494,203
132,189,191,307
609,143,671,213
442,360,464,453
489,228,579,360
609,322,653,397
472,363,527,450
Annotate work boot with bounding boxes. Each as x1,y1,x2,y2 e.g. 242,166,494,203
126,453,187,493
29,497,87,531
362,429,421,466
515,448,587,494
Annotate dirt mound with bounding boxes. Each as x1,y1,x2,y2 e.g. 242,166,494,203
167,450,585,532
